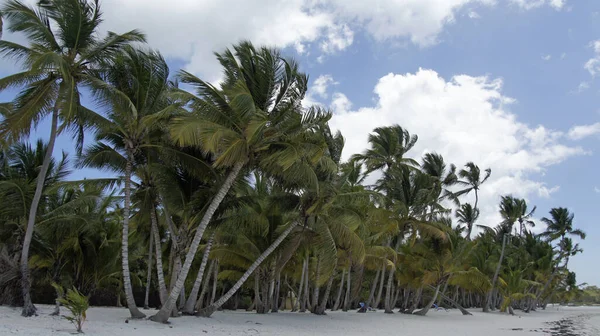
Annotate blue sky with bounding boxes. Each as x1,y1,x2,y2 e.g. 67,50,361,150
1,0,598,285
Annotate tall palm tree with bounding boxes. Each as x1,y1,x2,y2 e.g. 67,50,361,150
540,208,586,242
0,0,144,316
453,162,491,210
79,46,174,318
151,41,327,323
421,152,457,202
515,198,536,236
456,203,479,241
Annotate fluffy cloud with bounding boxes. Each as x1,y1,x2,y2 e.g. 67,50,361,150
312,75,338,99
327,69,585,229
568,122,600,140
584,40,600,77
542,54,552,61
510,0,566,10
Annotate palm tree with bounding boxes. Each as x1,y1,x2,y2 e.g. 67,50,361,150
79,46,174,318
540,208,586,242
151,41,327,323
421,152,457,202
515,198,536,236
453,162,491,210
456,203,478,240
0,0,144,316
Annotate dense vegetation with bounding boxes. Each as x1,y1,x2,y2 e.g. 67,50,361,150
0,0,587,323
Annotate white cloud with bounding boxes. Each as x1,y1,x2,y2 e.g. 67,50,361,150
320,24,354,54
568,122,600,140
329,69,585,229
312,75,338,99
510,0,566,10
575,81,590,93
542,54,552,61
585,40,600,77
468,11,481,19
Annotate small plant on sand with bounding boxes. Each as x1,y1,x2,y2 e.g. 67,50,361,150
57,287,89,333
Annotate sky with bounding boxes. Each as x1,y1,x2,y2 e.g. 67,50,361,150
0,0,599,285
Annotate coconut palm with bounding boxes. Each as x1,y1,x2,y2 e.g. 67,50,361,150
456,203,479,241
453,162,491,210
515,198,536,236
540,208,586,242
0,0,145,316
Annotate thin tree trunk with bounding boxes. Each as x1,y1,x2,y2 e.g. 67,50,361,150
374,263,386,308
301,257,310,312
343,266,352,311
332,269,345,311
196,221,298,317
20,108,59,317
210,259,219,305
51,287,62,316
433,286,473,315
393,284,401,308
311,256,321,314
486,234,508,312
538,255,567,302
406,286,423,313
150,207,168,305
122,156,146,318
437,280,448,306
151,161,244,323
144,229,154,309
384,264,395,313
315,274,334,315
366,269,380,307
183,233,215,314
414,284,441,316
196,259,215,311
272,272,281,313
294,259,306,312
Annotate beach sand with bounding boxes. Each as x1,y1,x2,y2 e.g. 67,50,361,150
0,305,598,335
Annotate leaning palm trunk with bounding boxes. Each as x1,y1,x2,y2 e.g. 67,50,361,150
374,263,386,308
151,161,244,323
315,274,334,315
384,264,395,313
196,259,216,311
144,229,154,309
20,108,59,317
414,284,441,316
366,269,380,307
150,208,168,305
538,255,567,303
294,259,307,312
486,234,508,312
436,280,449,307
183,233,215,314
210,259,219,305
122,157,146,318
310,257,321,314
196,221,298,317
332,269,345,311
343,266,352,311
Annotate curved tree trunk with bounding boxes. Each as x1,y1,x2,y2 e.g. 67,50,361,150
121,157,146,318
310,256,321,314
151,161,244,323
436,280,448,307
414,284,441,316
343,266,352,311
144,229,154,309
366,269,380,307
486,234,508,312
20,108,59,317
196,221,298,317
183,232,215,314
301,257,310,312
384,264,395,313
374,263,386,308
332,269,345,311
538,255,568,302
315,274,334,315
196,259,215,311
294,259,306,312
149,208,168,305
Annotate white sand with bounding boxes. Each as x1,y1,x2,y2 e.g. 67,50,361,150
1,305,599,335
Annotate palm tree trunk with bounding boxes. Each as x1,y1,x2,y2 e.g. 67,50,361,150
343,266,352,311
195,259,215,311
144,229,154,309
150,207,167,305
310,256,321,314
183,232,215,314
393,284,401,308
196,221,298,317
437,280,448,306
272,271,281,313
538,255,567,302
315,274,334,315
122,156,146,318
332,269,345,311
210,259,219,304
486,234,508,312
374,262,386,308
151,161,244,323
414,284,441,316
301,258,310,312
384,264,395,313
294,259,306,312
406,286,423,313
366,269,380,307
20,108,59,317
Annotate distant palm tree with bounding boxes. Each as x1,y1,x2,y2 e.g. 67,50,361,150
515,198,536,236
0,0,144,316
453,162,491,210
456,203,479,240
540,208,586,242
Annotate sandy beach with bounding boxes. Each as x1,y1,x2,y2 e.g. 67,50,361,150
1,305,599,336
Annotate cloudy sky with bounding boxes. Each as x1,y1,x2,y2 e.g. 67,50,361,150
1,0,599,285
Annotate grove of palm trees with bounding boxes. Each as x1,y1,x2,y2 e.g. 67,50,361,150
0,0,590,333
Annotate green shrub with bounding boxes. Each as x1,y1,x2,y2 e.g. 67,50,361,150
57,287,89,333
